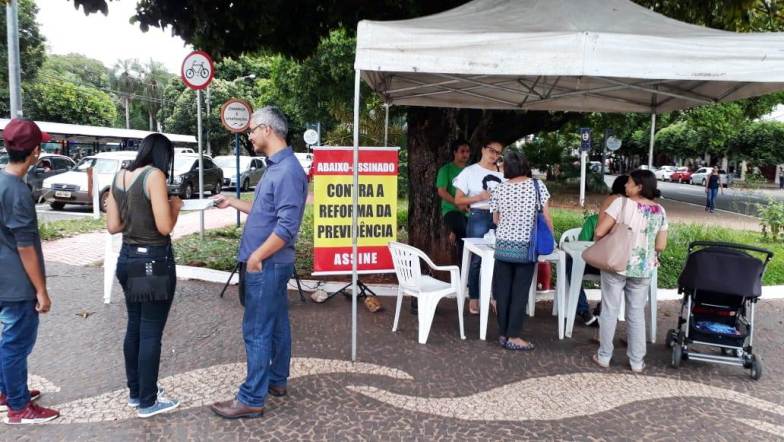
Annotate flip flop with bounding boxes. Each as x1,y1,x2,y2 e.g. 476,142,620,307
505,340,535,351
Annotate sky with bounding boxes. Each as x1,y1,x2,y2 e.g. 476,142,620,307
35,0,193,74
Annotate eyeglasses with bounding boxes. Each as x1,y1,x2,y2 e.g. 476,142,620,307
485,146,502,155
246,123,268,136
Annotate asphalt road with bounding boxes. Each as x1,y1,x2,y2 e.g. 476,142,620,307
605,175,782,218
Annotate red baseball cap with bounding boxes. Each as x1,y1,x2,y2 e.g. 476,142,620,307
3,118,43,152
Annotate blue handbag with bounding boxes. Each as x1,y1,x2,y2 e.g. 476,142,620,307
532,179,554,257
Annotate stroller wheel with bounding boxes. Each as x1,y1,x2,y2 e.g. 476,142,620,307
665,329,677,349
750,355,762,381
671,343,683,368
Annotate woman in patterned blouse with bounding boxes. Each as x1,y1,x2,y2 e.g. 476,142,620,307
591,169,668,373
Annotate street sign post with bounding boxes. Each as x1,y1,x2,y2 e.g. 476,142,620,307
220,99,253,227
181,50,215,239
579,128,591,207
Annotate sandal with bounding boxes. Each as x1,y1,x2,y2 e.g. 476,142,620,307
592,354,610,369
505,339,535,351
498,336,507,347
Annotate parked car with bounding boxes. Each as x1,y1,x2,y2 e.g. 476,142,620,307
294,152,313,175
214,155,265,191
24,154,76,202
689,167,732,187
174,147,196,154
654,165,677,181
168,154,223,199
669,167,693,184
42,151,137,211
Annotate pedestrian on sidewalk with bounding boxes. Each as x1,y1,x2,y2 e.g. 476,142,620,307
0,119,59,425
210,106,307,419
704,168,722,213
592,170,667,373
779,165,784,190
106,133,183,418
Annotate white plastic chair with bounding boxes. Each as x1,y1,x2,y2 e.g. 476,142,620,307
388,242,466,344
559,227,601,282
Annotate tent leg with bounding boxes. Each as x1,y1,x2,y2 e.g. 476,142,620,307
351,69,361,362
648,113,656,168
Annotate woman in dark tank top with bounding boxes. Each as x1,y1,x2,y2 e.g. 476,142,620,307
105,133,183,418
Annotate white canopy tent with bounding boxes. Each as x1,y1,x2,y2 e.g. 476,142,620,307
347,0,784,360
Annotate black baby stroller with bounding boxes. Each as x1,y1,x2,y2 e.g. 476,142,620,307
666,241,773,380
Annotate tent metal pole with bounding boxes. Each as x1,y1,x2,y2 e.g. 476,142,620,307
384,103,389,147
351,69,361,362
648,113,656,168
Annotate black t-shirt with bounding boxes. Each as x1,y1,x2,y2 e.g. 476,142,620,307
708,174,720,189
0,170,44,301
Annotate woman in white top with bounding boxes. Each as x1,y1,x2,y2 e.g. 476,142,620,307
453,140,505,314
592,169,668,373
489,151,553,351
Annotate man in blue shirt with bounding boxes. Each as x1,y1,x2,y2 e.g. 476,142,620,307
210,106,307,419
0,119,59,424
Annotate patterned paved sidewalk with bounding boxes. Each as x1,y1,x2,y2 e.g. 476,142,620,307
6,262,784,440
42,208,247,266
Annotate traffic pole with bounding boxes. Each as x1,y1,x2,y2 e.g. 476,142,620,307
235,133,241,227
6,0,23,117
197,89,204,240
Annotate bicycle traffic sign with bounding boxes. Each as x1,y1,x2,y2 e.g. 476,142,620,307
181,50,214,90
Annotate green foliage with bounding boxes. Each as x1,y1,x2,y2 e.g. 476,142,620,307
657,223,783,289
758,198,784,240
728,120,784,164
27,77,117,126
41,53,110,89
524,132,575,178
173,226,242,271
1,0,46,117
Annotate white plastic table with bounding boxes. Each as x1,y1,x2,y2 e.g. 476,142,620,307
460,238,567,340
561,240,658,342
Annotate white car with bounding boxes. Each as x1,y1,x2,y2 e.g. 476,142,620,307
654,165,677,181
42,151,138,211
690,167,732,187
294,152,313,175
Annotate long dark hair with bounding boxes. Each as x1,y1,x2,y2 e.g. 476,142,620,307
629,169,661,199
127,133,174,177
611,175,628,195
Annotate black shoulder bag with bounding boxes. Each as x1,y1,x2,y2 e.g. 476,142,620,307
120,168,174,303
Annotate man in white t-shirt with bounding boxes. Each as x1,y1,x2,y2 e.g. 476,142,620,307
453,140,506,314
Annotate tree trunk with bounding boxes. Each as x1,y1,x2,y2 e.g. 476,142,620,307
405,108,576,264
125,96,131,129
149,112,154,131
406,107,460,265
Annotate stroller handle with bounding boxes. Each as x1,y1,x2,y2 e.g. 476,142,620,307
687,241,774,263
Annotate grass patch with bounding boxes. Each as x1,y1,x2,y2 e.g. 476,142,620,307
39,216,107,241
173,225,243,271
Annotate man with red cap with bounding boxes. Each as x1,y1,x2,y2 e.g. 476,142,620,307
0,118,59,424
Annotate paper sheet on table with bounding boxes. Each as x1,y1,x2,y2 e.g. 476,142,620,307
180,199,215,211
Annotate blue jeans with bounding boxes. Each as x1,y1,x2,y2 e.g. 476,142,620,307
706,187,718,211
116,243,177,408
237,262,293,408
0,300,38,411
466,209,496,300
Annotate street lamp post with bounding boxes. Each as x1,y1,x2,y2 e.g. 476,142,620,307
6,0,23,117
